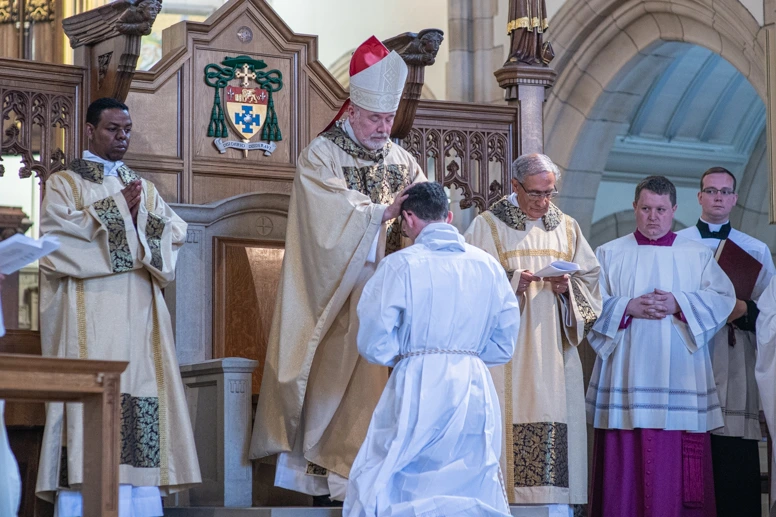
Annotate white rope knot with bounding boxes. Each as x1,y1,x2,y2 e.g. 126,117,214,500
397,348,480,361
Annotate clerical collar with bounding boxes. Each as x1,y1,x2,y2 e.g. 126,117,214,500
634,229,676,246
696,219,731,240
82,150,123,177
342,119,361,147
507,193,539,221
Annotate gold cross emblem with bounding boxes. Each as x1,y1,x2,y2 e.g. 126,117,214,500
235,63,256,87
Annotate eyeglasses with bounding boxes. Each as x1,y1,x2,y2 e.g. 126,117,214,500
518,181,559,200
701,188,735,196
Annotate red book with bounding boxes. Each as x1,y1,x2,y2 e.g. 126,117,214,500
714,239,762,300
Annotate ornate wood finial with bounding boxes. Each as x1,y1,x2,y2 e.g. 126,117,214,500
384,28,444,140
63,0,162,102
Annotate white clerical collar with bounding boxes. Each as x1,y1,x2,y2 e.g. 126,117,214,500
342,119,364,148
82,150,123,177
700,218,729,233
507,192,539,221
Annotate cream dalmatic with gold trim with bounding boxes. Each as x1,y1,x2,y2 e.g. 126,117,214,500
35,159,201,500
464,196,601,506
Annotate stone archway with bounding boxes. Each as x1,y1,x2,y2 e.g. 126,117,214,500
543,0,765,233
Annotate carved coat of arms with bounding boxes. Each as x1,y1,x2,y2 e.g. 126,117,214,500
204,55,283,156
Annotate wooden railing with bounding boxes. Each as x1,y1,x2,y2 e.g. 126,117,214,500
0,353,126,517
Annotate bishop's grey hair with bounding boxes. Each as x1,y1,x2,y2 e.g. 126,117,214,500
511,153,561,184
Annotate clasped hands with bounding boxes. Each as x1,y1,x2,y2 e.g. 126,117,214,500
120,180,143,226
516,270,569,296
626,289,679,320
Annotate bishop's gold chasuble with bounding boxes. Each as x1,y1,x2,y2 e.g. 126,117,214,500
250,122,426,480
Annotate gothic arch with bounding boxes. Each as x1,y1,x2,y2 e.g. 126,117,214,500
543,0,765,233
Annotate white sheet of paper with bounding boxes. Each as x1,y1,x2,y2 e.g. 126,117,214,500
0,233,60,275
534,260,580,278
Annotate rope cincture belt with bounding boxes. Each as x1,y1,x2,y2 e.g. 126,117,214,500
397,349,480,361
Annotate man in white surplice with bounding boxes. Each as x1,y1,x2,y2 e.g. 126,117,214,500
587,176,735,517
343,182,521,517
677,166,775,517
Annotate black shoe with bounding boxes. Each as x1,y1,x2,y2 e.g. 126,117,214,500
312,494,343,507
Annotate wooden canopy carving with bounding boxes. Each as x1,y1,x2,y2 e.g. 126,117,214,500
63,0,162,103
385,28,444,139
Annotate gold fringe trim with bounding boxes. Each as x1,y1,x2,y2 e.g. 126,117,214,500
151,296,168,485
507,16,549,34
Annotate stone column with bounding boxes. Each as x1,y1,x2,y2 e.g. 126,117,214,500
494,63,556,155
447,0,504,103
178,358,258,508
765,0,776,223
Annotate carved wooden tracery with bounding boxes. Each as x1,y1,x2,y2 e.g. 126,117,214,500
402,123,514,212
1,88,74,184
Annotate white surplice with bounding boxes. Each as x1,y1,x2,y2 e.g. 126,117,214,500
678,224,775,438
343,223,521,517
755,276,776,512
587,233,735,432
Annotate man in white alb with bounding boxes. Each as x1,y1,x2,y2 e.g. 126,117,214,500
344,182,520,517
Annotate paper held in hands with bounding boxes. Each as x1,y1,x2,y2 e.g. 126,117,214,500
0,233,60,275
534,260,580,278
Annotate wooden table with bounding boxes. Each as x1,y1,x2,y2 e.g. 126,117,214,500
0,353,127,517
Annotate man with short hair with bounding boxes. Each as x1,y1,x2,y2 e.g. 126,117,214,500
677,167,774,516
35,97,201,516
344,182,520,517
587,175,735,517
464,153,601,514
249,35,426,503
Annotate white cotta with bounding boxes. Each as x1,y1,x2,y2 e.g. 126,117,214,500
343,223,521,517
587,233,735,432
755,276,776,512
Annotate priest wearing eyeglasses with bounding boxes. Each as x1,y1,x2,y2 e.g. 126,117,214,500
464,153,602,514
677,167,775,517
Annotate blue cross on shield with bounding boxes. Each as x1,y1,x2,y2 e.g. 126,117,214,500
234,106,261,134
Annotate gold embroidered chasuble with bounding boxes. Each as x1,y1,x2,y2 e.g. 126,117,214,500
249,122,426,479
464,198,601,505
35,160,201,500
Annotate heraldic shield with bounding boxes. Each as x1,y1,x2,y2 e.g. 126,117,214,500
225,85,269,141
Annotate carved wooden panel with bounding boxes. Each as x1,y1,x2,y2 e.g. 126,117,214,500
0,58,85,186
404,100,520,212
213,237,284,394
1,90,74,185
125,0,347,204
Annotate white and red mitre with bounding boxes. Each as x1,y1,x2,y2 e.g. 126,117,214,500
322,36,408,132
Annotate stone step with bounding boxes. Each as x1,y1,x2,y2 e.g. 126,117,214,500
164,506,551,517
